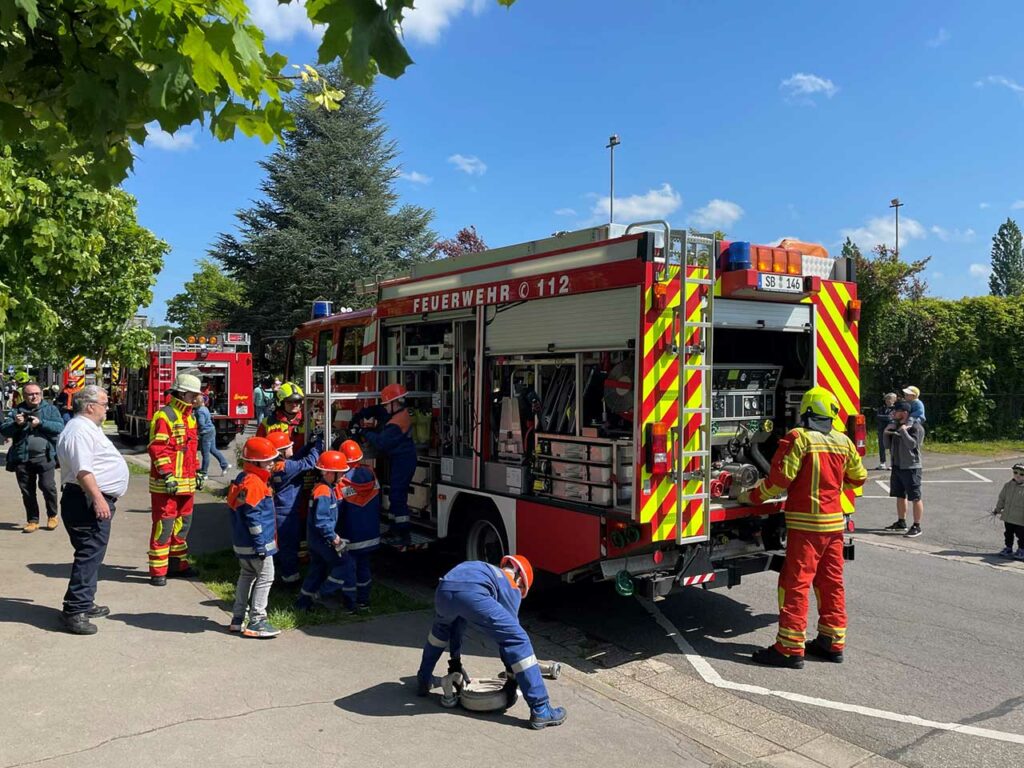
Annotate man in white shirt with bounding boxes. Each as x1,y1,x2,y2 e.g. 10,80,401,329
56,385,130,635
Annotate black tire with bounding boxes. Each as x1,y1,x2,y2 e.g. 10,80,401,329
462,510,509,566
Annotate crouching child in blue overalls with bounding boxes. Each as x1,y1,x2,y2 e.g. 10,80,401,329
415,556,567,730
227,437,282,638
265,430,321,587
338,439,381,614
295,450,356,611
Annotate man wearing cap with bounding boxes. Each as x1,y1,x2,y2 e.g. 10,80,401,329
902,386,926,424
147,373,201,586
883,401,925,537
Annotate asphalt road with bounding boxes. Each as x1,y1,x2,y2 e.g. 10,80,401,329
532,460,1024,768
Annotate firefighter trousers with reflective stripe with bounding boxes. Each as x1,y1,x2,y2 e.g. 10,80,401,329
148,493,194,577
417,587,549,710
299,539,354,608
343,551,372,605
774,529,846,657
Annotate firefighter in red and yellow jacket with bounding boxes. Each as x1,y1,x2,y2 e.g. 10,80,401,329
148,373,202,586
740,387,867,668
257,382,305,450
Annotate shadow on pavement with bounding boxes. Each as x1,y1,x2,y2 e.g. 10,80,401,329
0,597,64,631
334,677,522,726
931,549,1022,566
27,561,151,584
107,611,226,634
0,522,25,531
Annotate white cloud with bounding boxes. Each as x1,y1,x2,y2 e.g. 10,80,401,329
1012,200,1024,209
979,202,991,209
780,73,838,103
975,75,1024,97
145,123,197,151
402,0,487,44
927,28,950,47
688,199,745,231
554,208,577,216
930,271,945,280
399,170,432,184
591,183,682,222
839,215,927,250
769,236,802,246
448,153,487,175
930,225,975,242
249,0,321,42
969,263,991,279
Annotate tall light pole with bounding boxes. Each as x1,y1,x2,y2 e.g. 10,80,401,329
606,134,620,224
890,197,904,258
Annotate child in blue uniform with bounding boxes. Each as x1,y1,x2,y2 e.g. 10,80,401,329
295,451,355,611
415,556,567,730
338,440,381,613
265,431,321,585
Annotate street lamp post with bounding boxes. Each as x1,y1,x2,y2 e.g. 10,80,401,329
890,198,904,258
606,134,620,224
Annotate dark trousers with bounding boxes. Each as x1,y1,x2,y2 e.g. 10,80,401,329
61,484,116,615
15,461,58,522
877,426,887,464
1004,522,1024,549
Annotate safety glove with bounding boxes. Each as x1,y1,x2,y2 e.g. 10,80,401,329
195,472,207,491
447,656,471,689
163,476,179,495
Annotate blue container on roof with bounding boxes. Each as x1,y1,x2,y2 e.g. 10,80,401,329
727,241,751,271
312,300,333,319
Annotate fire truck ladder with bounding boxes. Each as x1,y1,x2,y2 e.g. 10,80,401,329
155,342,175,392
673,230,717,546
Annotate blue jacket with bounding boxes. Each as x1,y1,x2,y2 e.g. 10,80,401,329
195,405,215,436
1,401,63,470
308,480,343,549
227,467,279,559
439,560,523,617
909,399,926,423
270,440,321,518
364,407,416,463
339,464,382,552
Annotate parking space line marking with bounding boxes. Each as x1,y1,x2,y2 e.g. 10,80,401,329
856,537,1024,575
638,597,1024,746
963,468,992,482
875,480,890,493
860,495,890,499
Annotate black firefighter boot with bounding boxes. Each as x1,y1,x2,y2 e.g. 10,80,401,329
751,645,805,669
805,635,844,663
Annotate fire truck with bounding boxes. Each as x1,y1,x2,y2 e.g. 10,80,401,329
287,223,865,597
113,333,256,446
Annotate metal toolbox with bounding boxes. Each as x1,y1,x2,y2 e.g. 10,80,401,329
551,480,613,507
408,484,431,511
550,460,612,483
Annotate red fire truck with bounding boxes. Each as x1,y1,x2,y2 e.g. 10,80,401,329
114,333,256,446
286,223,865,597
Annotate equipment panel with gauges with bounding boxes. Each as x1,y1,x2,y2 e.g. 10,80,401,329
710,365,782,441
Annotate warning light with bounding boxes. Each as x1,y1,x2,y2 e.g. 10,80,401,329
209,336,218,345
847,299,862,322
187,336,197,344
653,282,668,311
646,422,669,475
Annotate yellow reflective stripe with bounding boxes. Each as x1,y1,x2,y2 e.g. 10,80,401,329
153,457,172,467
785,511,844,523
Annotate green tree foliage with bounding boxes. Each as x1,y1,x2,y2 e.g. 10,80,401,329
166,258,247,335
988,218,1024,297
0,0,516,187
212,66,435,345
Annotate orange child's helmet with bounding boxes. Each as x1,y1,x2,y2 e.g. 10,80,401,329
500,554,534,598
380,383,408,405
340,439,364,465
316,450,349,473
266,432,293,453
241,437,278,463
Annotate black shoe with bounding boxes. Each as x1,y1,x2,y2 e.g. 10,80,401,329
751,645,804,669
86,604,110,619
61,612,98,635
151,576,167,587
805,636,844,663
167,566,198,578
883,519,908,532
416,674,437,697
354,603,371,615
904,523,922,538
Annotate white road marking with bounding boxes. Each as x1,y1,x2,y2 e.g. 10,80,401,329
963,468,993,482
856,536,1024,574
638,596,1024,746
875,480,890,493
860,495,890,499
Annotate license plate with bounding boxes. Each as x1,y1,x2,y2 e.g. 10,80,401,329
757,273,804,293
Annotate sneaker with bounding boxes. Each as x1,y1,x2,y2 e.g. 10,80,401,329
45,517,59,530
751,645,804,669
354,603,371,615
23,521,39,533
529,705,568,730
875,464,889,471
61,612,98,635
805,636,844,663
243,619,281,638
883,520,908,532
998,546,1014,557
904,523,922,538
293,595,314,612
228,616,245,633
416,674,440,697
85,604,110,619
1016,549,1024,561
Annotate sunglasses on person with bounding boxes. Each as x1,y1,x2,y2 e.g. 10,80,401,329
1014,471,1024,477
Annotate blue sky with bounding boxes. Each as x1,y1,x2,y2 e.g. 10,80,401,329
126,0,1024,323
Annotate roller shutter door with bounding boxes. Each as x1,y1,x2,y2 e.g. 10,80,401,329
715,299,812,331
485,288,639,355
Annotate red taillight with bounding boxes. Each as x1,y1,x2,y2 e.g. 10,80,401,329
847,299,862,322
646,422,669,475
848,414,867,457
653,550,664,565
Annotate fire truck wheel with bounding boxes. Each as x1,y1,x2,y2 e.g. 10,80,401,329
762,518,787,552
464,513,508,567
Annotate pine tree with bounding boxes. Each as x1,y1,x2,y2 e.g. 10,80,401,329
988,218,1024,297
212,66,435,342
